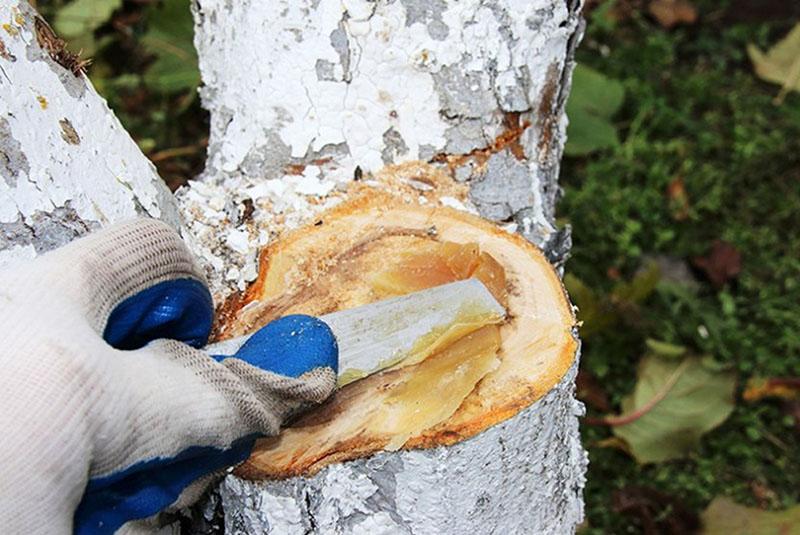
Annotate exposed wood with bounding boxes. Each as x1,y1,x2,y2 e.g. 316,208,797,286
216,191,578,482
185,0,587,532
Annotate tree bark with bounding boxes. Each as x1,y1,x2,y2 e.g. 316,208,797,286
187,0,587,533
0,0,587,532
181,0,580,296
0,0,180,267
220,363,584,534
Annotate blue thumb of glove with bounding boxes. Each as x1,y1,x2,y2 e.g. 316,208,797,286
76,279,338,535
215,314,339,376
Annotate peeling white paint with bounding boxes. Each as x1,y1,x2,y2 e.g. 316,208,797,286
257,493,304,529
194,0,572,176
176,169,345,296
0,1,179,255
221,361,587,534
188,0,581,296
0,242,35,268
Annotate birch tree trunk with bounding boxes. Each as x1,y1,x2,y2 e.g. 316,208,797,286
185,1,588,533
0,0,180,267
0,0,587,532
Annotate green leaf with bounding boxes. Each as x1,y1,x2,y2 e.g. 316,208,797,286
645,338,687,358
613,355,736,463
566,64,625,156
564,112,620,156
54,0,121,38
701,498,800,535
141,0,199,93
747,23,800,101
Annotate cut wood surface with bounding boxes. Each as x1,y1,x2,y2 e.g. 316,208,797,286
217,191,578,480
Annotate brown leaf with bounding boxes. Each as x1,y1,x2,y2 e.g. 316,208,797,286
744,377,800,434
750,480,780,509
743,377,800,402
613,486,700,535
577,369,611,412
667,176,690,220
692,240,742,288
591,436,633,455
648,0,698,28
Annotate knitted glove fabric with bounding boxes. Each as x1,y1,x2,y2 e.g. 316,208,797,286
0,219,338,534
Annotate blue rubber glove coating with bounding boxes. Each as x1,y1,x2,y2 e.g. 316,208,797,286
221,314,339,376
103,279,214,350
76,279,338,534
74,436,257,535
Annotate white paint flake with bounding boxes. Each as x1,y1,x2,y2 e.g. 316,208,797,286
194,0,571,178
176,170,345,296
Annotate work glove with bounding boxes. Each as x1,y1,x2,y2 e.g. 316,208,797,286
0,218,338,535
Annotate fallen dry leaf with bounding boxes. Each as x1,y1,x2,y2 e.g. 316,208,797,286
611,354,736,463
747,23,800,103
591,436,633,455
701,497,800,535
743,377,800,402
667,176,690,220
750,480,780,509
648,0,698,28
743,377,800,434
692,240,742,289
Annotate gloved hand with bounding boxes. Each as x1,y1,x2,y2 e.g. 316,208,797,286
0,219,338,535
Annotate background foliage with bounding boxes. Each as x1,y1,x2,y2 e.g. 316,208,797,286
37,0,800,532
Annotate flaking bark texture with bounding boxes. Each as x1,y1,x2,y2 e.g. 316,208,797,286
220,362,584,535
0,1,180,267
0,0,587,532
182,0,584,295
190,0,587,533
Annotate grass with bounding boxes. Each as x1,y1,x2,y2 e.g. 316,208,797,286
564,2,800,531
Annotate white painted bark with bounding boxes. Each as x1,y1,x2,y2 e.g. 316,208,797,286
181,0,581,296
187,0,587,533
0,0,586,532
218,362,585,534
0,0,180,267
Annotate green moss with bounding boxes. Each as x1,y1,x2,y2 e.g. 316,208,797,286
565,5,800,532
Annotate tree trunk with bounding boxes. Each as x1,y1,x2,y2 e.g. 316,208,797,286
187,0,587,533
180,0,581,296
0,0,180,268
0,0,587,532
220,364,584,534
